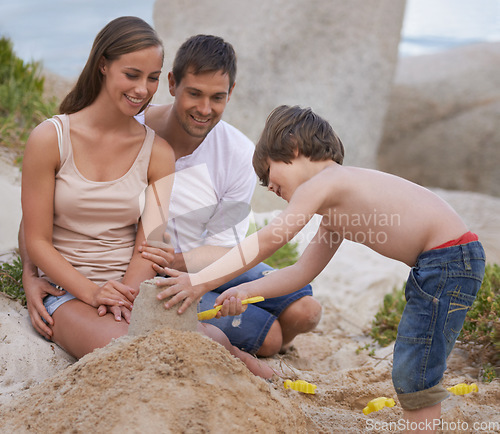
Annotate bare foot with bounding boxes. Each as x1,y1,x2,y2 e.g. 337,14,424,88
198,323,275,379
232,347,275,379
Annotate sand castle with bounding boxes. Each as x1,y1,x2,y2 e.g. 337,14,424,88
128,278,198,336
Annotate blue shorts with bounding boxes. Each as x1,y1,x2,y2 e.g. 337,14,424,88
198,262,313,354
43,284,75,316
392,241,485,410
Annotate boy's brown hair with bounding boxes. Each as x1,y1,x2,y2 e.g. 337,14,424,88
253,105,345,186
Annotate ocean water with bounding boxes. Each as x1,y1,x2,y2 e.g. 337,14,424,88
0,0,499,78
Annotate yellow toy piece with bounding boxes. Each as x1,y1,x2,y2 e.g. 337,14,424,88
447,383,478,395
283,379,317,394
197,296,265,320
362,397,396,415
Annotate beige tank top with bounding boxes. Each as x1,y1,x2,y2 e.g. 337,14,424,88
41,114,154,286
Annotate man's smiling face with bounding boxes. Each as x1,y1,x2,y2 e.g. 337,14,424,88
170,68,233,139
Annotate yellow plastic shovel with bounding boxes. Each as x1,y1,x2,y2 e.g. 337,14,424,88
197,296,265,321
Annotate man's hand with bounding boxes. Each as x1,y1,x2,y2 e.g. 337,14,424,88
154,268,205,314
139,232,176,274
24,275,65,340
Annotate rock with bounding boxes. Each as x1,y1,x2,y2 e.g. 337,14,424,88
378,42,500,197
153,0,406,168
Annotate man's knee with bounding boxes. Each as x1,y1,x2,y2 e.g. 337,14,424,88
257,320,282,357
280,296,322,332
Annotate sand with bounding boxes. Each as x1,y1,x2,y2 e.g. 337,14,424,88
1,164,499,432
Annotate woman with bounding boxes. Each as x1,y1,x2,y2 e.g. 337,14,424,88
21,16,173,358
21,16,272,378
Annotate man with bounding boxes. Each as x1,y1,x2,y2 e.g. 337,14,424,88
21,35,322,357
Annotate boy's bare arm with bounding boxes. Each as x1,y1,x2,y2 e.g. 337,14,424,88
214,225,340,312
155,183,330,314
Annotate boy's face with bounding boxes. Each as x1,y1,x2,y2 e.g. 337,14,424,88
169,68,235,139
267,156,305,202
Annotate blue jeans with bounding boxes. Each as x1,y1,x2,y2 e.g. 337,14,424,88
42,284,75,316
392,241,485,410
198,262,313,353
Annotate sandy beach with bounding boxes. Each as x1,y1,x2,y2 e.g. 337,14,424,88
0,155,499,432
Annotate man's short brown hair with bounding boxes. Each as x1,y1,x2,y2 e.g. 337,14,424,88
172,34,236,90
253,105,344,186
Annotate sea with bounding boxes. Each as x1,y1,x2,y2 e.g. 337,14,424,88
0,0,499,79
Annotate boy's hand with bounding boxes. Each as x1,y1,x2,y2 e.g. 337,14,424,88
154,268,205,314
214,285,253,317
215,295,249,318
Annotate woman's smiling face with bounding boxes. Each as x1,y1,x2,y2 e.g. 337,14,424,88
101,45,163,115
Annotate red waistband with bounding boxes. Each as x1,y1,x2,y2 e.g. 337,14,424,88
431,231,478,250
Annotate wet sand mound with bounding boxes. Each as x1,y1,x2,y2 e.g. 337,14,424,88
0,327,307,433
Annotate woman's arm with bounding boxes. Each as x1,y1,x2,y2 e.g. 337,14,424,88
22,122,133,309
122,134,176,290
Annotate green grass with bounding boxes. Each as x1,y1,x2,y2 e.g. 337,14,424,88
0,36,57,164
0,254,25,305
369,285,406,347
248,219,300,269
459,263,500,380
367,263,500,381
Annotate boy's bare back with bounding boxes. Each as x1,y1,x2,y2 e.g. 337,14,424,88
297,163,468,267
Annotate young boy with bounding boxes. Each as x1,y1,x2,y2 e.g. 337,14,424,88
156,105,485,430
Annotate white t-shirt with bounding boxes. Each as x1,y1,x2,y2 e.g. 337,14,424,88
136,111,256,253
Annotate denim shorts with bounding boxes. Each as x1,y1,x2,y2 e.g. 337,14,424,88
43,284,75,316
198,262,313,354
392,241,485,410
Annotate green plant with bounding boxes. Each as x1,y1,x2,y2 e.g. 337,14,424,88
0,36,57,162
248,219,300,269
0,254,25,305
459,263,500,370
368,263,500,380
480,363,497,383
369,285,406,347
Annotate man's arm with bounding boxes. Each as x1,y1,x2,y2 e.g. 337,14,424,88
140,240,230,273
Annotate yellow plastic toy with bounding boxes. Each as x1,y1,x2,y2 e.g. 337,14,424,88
362,397,396,415
447,383,478,395
197,296,265,320
283,379,317,394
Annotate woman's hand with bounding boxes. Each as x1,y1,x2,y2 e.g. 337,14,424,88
91,280,137,310
97,304,133,323
24,274,65,340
